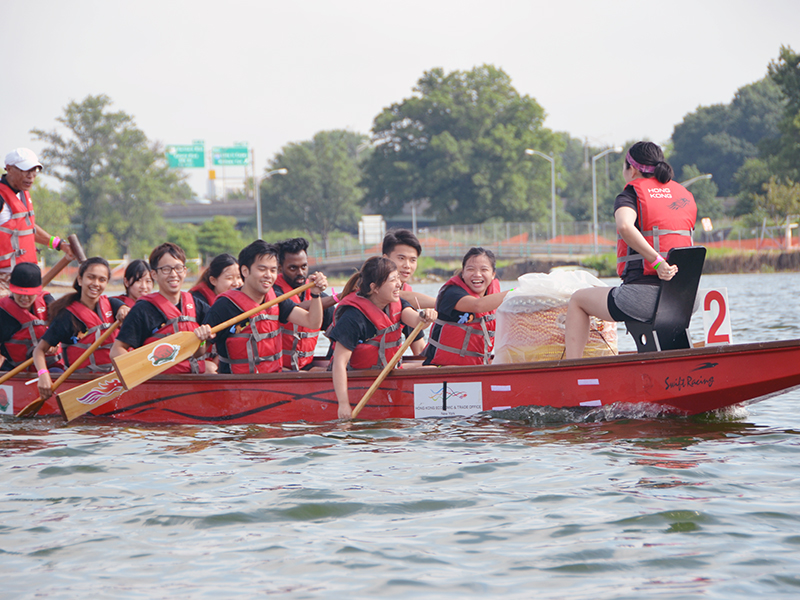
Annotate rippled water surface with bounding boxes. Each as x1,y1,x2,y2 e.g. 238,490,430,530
3,273,800,599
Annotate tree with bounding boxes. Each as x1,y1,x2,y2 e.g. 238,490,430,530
28,179,76,265
32,94,186,257
678,165,722,220
361,65,563,225
670,77,784,196
767,45,800,182
758,177,800,221
166,223,199,259
196,216,244,261
260,130,366,253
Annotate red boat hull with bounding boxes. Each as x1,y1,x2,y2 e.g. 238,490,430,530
3,339,800,424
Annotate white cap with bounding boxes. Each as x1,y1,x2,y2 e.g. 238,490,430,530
5,148,42,171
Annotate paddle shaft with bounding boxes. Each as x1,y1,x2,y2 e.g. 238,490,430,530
41,234,86,286
112,281,318,391
16,320,122,418
351,319,426,419
0,357,34,386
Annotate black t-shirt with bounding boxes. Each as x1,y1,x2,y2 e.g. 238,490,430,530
0,293,54,365
204,294,297,374
42,297,126,347
614,185,660,287
327,298,414,352
116,294,210,349
423,284,483,364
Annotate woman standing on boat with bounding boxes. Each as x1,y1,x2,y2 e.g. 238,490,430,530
328,256,437,419
117,259,153,307
190,253,241,307
33,257,130,399
564,141,697,359
423,247,509,366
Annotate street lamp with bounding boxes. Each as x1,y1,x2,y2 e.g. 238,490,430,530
525,148,557,239
592,146,623,253
681,173,712,187
254,166,288,239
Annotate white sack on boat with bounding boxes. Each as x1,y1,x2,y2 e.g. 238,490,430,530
494,270,618,363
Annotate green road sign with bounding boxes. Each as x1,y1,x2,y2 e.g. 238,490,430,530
212,145,250,166
166,144,205,168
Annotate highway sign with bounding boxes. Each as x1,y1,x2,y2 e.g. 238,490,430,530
166,143,205,168
212,145,250,166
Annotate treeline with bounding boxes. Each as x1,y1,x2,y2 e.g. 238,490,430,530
29,47,800,259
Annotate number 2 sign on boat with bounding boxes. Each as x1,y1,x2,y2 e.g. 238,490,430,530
699,288,733,346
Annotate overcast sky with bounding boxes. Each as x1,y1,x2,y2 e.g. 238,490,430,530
3,0,799,196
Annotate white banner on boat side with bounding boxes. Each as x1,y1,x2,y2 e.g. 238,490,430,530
414,382,483,418
698,288,732,346
0,385,13,415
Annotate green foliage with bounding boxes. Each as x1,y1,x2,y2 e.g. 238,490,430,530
31,94,186,256
767,45,800,182
29,179,77,264
166,223,199,259
733,158,772,217
580,252,616,277
260,129,366,252
758,178,800,220
362,65,563,225
87,224,120,259
671,77,784,196
196,216,244,260
679,165,722,220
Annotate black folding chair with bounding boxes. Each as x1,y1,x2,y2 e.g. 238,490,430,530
625,246,706,353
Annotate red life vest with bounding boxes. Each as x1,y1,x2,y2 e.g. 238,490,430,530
117,294,136,308
334,293,404,370
401,282,412,292
64,296,117,372
426,276,501,366
0,183,37,270
189,281,217,306
218,289,282,374
274,274,319,371
616,178,697,277
141,291,204,374
0,294,62,369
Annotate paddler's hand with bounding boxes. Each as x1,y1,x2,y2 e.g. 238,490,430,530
38,371,54,400
59,241,76,260
309,272,328,296
116,306,130,321
193,324,215,342
338,400,352,420
419,308,437,324
45,346,59,356
656,261,678,281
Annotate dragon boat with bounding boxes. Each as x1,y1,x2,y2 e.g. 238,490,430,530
2,338,800,424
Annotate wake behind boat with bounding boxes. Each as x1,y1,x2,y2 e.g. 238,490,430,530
2,337,799,424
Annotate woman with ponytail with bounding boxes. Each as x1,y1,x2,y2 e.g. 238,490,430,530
327,256,436,419
190,253,241,306
33,257,130,399
565,141,697,359
117,259,153,307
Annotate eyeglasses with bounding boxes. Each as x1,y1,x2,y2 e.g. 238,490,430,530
154,264,186,275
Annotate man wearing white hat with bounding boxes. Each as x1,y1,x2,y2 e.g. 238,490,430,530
0,148,74,298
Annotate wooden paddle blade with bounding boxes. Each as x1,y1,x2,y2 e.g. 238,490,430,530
57,372,126,422
112,331,202,390
16,395,47,418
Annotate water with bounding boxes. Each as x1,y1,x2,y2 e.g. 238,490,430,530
3,272,800,599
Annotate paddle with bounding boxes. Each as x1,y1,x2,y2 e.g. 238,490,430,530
57,371,125,422
42,234,86,287
351,318,427,419
112,281,316,391
0,357,34,386
16,320,122,418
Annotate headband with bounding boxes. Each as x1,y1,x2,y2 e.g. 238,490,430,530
626,152,656,174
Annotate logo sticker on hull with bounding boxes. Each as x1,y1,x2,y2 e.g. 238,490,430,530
0,386,12,415
414,381,483,418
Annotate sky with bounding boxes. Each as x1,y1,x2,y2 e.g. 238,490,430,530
3,0,799,197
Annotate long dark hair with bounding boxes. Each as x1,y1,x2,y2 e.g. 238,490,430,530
626,141,674,184
123,259,150,294
48,257,111,321
340,256,397,299
198,253,238,293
